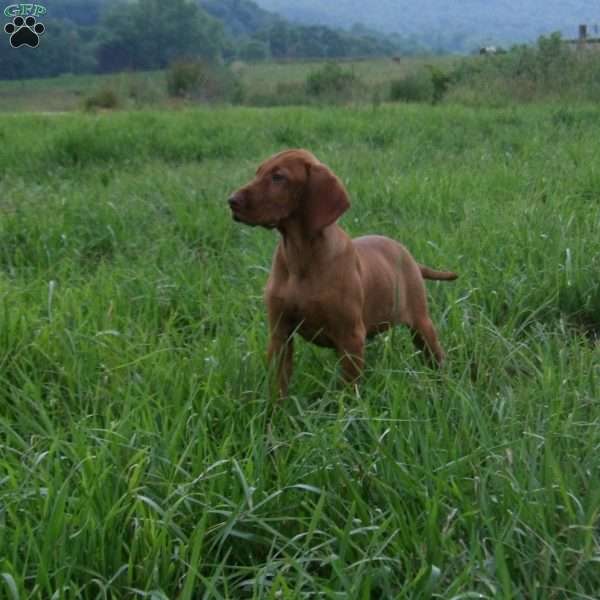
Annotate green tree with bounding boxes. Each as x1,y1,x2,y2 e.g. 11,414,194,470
97,0,225,72
0,18,96,80
267,21,291,57
200,0,278,36
238,39,270,61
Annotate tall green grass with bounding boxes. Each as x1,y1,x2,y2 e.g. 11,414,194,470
0,104,599,598
447,35,600,107
3,40,600,114
0,57,456,113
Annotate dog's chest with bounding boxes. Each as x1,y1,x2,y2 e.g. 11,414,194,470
267,278,337,348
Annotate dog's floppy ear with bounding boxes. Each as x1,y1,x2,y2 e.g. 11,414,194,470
303,162,350,237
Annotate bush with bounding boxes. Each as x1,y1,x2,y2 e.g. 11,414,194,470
166,59,243,103
166,60,206,97
446,32,600,105
305,63,360,99
389,70,434,103
126,76,163,106
83,86,120,111
427,65,452,104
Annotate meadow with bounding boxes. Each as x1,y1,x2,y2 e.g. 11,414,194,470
0,102,599,598
0,57,458,112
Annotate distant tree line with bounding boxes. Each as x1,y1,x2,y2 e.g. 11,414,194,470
0,0,425,80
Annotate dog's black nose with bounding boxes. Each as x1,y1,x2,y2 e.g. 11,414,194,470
228,195,241,210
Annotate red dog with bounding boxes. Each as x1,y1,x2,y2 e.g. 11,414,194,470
229,149,457,396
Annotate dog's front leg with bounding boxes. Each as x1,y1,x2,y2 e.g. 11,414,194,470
267,325,294,399
336,327,366,384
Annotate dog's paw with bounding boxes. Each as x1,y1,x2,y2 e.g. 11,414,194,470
4,16,45,48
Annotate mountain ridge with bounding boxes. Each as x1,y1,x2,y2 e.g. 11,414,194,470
252,0,599,47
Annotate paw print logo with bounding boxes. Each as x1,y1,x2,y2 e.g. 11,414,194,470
4,16,45,48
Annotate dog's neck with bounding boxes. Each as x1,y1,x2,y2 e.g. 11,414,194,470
277,220,346,278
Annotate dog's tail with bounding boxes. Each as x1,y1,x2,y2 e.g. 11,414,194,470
419,264,458,281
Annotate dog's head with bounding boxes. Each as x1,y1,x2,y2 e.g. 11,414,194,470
228,149,350,236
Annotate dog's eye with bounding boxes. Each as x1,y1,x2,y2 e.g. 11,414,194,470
271,173,286,183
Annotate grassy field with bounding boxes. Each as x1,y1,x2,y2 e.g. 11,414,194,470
0,103,599,598
0,57,460,113
0,71,167,113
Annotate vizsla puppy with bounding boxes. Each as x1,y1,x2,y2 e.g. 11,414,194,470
228,149,457,396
